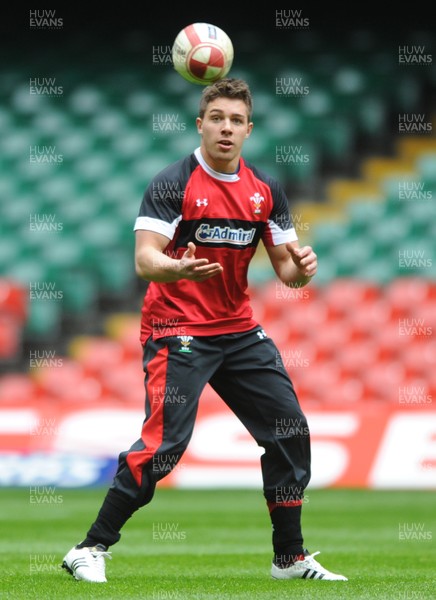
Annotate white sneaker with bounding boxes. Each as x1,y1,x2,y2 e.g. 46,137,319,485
62,544,112,583
271,549,348,581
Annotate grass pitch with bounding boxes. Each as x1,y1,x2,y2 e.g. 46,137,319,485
1,487,435,599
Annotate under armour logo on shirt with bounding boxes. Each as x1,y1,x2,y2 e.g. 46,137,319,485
196,198,208,206
257,329,268,339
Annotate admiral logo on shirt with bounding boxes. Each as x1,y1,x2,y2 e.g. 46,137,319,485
195,223,256,245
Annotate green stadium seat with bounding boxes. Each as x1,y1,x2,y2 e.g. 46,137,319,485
311,221,347,256
31,109,71,136
0,238,21,274
355,259,397,285
68,86,107,117
72,153,115,183
346,201,386,237
56,129,95,158
4,259,48,285
24,297,62,340
369,214,411,254
111,130,153,160
57,272,99,316
90,110,129,139
416,152,436,186
92,248,136,297
330,237,374,277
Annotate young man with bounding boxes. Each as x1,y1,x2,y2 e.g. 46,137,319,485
62,78,347,583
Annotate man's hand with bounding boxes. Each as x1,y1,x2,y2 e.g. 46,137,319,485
286,243,317,278
178,242,223,281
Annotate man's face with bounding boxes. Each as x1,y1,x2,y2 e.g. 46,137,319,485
196,97,253,173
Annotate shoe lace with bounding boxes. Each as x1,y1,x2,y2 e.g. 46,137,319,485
302,551,329,574
90,548,112,575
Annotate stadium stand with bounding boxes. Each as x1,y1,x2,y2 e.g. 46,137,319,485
0,24,435,412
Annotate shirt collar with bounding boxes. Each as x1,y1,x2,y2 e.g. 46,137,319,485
194,147,240,182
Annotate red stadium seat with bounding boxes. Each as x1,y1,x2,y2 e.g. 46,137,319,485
104,313,142,360
0,314,22,360
336,339,379,377
258,279,319,324
346,299,394,343
376,321,411,361
398,376,433,407
69,335,125,377
402,339,436,379
0,279,28,361
0,373,38,404
363,362,406,402
292,359,341,404
99,359,145,405
32,358,102,404
322,278,380,319
427,370,436,399
385,278,434,319
312,320,353,361
0,279,27,321
262,296,328,346
322,377,365,405
263,320,296,348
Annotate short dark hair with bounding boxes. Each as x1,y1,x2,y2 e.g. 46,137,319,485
199,78,253,121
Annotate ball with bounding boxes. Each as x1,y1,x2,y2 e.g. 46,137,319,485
172,22,234,85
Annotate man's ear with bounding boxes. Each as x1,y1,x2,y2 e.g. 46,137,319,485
245,122,254,138
196,117,203,134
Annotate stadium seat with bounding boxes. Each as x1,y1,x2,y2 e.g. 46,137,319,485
415,152,436,186
56,271,99,316
322,278,380,319
329,237,374,277
99,360,145,405
326,376,365,405
3,25,435,414
325,179,382,207
361,157,416,184
288,298,329,333
314,320,353,361
0,279,27,322
0,373,38,404
103,313,142,360
24,298,63,341
396,137,436,164
402,340,436,379
363,362,406,402
69,335,125,377
0,314,22,361
292,359,341,405
346,200,386,237
32,358,102,404
355,258,398,285
385,278,435,316
311,221,348,257
337,339,380,377
369,213,411,254
373,321,411,362
68,85,107,117
259,279,317,325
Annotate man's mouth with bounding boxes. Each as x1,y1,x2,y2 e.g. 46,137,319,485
218,140,233,149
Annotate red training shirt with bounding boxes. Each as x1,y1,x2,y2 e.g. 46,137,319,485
134,147,298,342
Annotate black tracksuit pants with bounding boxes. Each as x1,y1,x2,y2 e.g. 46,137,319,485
84,325,311,553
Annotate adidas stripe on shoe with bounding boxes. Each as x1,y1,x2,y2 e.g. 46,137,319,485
62,544,111,583
271,549,348,581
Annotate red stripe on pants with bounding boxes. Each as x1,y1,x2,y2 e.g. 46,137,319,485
126,346,168,487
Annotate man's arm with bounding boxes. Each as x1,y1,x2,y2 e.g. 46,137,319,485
266,241,317,287
135,230,223,283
